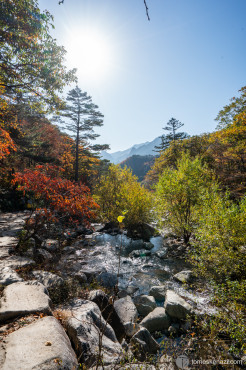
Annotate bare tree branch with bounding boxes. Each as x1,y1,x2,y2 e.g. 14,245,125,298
144,0,150,21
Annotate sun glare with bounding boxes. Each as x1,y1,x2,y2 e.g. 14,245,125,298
65,28,114,83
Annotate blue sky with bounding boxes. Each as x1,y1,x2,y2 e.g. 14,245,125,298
39,0,246,152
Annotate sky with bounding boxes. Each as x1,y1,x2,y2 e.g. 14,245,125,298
39,0,246,152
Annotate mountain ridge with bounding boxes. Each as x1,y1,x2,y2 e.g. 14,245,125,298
100,137,161,164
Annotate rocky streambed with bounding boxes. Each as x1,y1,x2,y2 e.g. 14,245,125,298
0,213,244,369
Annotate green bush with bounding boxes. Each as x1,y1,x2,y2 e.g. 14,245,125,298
190,192,246,353
155,153,216,243
94,164,153,227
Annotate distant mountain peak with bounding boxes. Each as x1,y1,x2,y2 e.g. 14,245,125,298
100,137,161,164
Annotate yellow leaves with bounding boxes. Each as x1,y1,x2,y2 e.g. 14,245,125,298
117,215,125,223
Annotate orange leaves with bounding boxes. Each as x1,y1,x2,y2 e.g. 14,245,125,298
13,165,99,226
0,128,16,160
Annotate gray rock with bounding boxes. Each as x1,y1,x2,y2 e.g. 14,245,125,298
129,249,151,258
96,271,117,288
168,323,179,336
0,247,11,258
140,307,171,333
88,290,125,342
158,354,176,370
0,281,52,322
114,296,138,325
164,290,194,320
129,239,145,250
118,286,139,298
133,295,157,316
42,239,59,252
0,255,34,269
32,270,64,289
66,299,123,367
35,248,53,262
0,236,18,248
0,267,23,286
143,242,154,250
124,322,141,337
131,327,160,360
155,248,168,259
0,316,78,370
173,270,193,284
149,285,166,300
72,270,87,284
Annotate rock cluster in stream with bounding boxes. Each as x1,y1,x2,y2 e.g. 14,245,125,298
0,213,196,369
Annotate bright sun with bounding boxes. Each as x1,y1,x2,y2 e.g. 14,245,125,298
65,28,114,83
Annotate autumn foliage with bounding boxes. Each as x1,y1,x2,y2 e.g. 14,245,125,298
13,165,99,227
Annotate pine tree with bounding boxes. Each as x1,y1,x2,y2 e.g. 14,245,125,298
59,86,109,181
155,117,189,153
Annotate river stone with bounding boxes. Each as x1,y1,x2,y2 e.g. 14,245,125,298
35,248,53,262
0,266,23,286
143,242,154,250
133,295,157,316
129,249,151,258
0,236,18,248
164,290,193,320
173,270,193,284
0,255,34,269
149,285,166,300
88,290,125,342
155,248,168,259
0,281,52,322
42,239,59,252
114,296,138,325
0,316,78,370
124,322,141,337
0,247,11,258
96,271,117,288
32,270,64,289
130,327,160,360
140,307,171,333
65,299,123,367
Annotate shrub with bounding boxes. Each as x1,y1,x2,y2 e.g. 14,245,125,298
94,164,153,227
155,153,216,243
190,192,246,353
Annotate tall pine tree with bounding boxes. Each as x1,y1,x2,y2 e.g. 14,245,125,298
59,86,109,181
155,117,189,153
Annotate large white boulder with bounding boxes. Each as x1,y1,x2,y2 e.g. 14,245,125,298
140,307,171,332
66,299,123,368
164,290,193,320
0,316,78,370
0,281,51,322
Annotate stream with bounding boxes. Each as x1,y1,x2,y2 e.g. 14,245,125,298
75,230,216,315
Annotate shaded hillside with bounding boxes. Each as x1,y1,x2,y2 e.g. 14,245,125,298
120,155,156,182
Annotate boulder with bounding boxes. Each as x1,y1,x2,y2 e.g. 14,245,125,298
124,322,141,337
173,270,193,284
129,249,151,258
0,266,23,286
0,281,51,322
118,286,139,298
88,290,125,342
0,255,34,269
32,270,64,289
155,248,168,259
35,248,53,262
65,299,123,367
140,307,171,333
0,247,11,258
42,239,59,252
72,270,87,284
133,295,157,316
130,327,160,360
0,316,78,370
96,271,117,288
143,242,154,250
149,285,166,300
114,296,138,325
164,290,193,320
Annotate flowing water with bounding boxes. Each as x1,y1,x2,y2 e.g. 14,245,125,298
75,231,216,315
